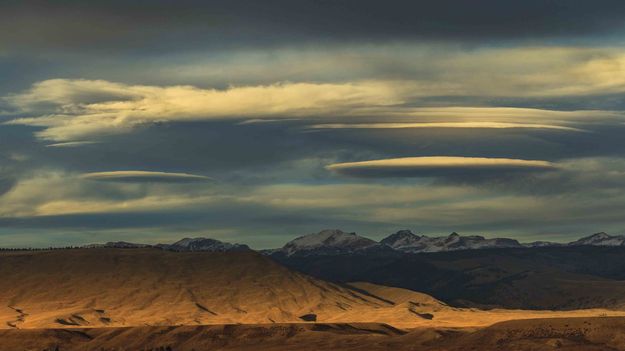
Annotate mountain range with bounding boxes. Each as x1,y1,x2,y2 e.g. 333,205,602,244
79,230,625,256
262,230,625,310
84,237,251,252
264,229,625,256
6,231,625,350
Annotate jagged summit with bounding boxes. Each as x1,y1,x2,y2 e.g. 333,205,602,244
83,241,152,249
84,237,249,252
524,241,563,248
278,229,382,256
380,231,522,253
380,229,423,248
157,237,251,252
80,230,625,256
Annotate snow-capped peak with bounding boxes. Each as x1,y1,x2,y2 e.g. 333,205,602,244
171,237,219,248
280,229,379,256
569,232,625,246
157,237,250,252
380,230,424,249
380,231,522,253
587,232,610,241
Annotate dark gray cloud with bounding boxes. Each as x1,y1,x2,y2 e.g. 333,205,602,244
25,118,622,184
31,121,341,181
2,0,625,54
3,116,625,186
0,175,16,197
307,123,625,161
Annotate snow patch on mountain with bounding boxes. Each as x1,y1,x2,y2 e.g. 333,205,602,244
568,232,625,246
380,230,424,250
523,241,563,248
84,237,249,252
157,237,251,252
82,230,625,256
381,230,523,253
278,229,381,256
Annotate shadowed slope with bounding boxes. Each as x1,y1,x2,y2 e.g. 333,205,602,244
274,246,625,310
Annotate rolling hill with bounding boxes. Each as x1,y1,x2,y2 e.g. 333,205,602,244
3,248,622,333
0,248,392,329
2,248,481,330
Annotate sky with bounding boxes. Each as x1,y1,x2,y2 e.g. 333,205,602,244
2,0,625,248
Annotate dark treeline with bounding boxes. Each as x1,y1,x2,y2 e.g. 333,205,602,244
0,246,157,251
0,246,81,251
42,347,175,351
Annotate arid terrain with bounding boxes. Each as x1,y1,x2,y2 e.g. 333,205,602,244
4,318,625,350
2,249,625,350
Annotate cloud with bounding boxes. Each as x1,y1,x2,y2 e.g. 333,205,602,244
4,78,624,142
30,195,215,217
326,156,557,178
4,79,404,141
3,2,625,248
308,122,586,132
145,45,625,100
46,141,100,148
80,171,213,183
239,183,477,209
0,171,218,218
0,175,16,197
380,107,623,122
2,0,625,55
420,46,625,98
2,158,625,246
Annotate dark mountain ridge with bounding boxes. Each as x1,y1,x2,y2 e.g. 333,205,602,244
271,245,625,310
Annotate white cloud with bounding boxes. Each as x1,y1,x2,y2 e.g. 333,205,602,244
307,121,586,132
46,141,100,148
326,156,556,177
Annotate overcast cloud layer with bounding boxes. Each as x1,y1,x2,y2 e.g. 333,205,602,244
1,1,625,247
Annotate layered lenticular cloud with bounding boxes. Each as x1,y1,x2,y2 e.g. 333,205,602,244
80,171,213,183
326,157,557,178
4,79,620,143
308,122,586,132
